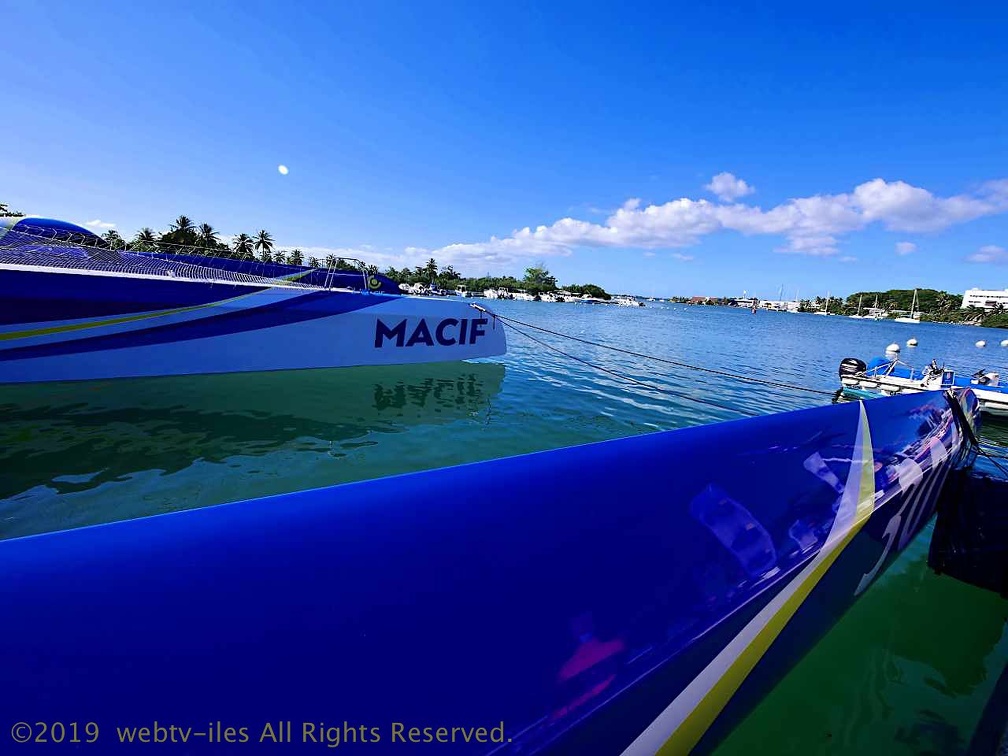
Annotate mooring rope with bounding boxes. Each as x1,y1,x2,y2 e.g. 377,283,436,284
497,317,760,418
943,390,1008,479
976,446,1008,477
472,305,837,399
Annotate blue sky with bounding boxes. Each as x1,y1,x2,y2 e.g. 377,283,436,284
2,0,1007,298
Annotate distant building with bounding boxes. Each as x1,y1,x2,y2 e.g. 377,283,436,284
689,296,710,304
961,288,1008,309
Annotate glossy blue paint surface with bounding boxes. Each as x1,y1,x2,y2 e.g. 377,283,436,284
0,391,978,753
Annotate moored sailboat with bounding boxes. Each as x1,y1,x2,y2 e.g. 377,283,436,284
894,289,921,323
849,294,866,318
815,291,832,315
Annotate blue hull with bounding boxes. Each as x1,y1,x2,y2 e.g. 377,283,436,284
0,218,506,383
0,390,979,753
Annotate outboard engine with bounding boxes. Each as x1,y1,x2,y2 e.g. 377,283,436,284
838,357,867,378
922,359,944,380
972,369,993,386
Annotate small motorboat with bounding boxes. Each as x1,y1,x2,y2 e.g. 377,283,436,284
612,295,644,307
838,355,1008,418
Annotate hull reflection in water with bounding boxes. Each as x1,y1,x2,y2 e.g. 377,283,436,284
0,361,505,537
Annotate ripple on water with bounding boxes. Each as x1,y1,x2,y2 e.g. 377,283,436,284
3,302,1007,535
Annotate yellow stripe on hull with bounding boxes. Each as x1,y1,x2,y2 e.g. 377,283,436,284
0,290,261,343
627,403,876,756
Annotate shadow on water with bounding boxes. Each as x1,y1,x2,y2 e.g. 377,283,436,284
0,361,505,538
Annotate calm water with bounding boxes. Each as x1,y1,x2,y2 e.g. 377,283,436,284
2,302,1007,752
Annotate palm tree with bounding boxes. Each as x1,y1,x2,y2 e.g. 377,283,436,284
424,258,438,281
159,215,198,250
232,233,254,259
308,257,320,268
288,249,304,266
102,229,125,249
255,229,274,261
130,227,158,252
172,215,194,234
198,223,219,250
324,254,337,268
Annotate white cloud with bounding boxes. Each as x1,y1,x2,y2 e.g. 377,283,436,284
728,193,864,255
705,172,755,202
416,176,1008,271
267,177,1008,276
838,256,858,263
852,179,997,232
967,245,1008,264
643,251,656,257
85,219,116,230
980,179,1008,205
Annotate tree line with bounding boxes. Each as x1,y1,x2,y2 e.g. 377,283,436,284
93,215,374,270
835,288,1008,326
383,261,611,299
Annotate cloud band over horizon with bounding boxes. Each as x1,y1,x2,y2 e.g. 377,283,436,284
347,174,1008,273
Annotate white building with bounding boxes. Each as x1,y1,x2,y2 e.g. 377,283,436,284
962,288,1008,309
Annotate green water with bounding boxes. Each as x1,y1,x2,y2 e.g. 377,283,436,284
2,301,1007,751
716,521,1008,755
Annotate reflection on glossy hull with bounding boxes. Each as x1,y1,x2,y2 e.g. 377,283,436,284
0,391,980,754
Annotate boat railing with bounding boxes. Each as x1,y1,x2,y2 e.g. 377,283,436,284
0,241,323,289
0,230,333,291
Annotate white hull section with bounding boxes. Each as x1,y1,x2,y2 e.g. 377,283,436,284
0,295,507,384
841,373,1008,417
